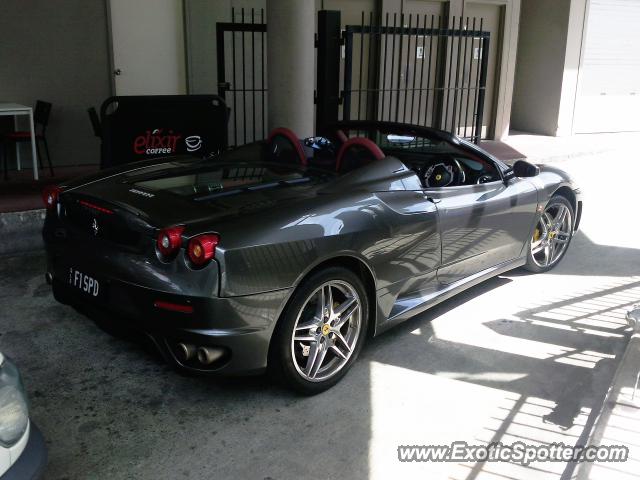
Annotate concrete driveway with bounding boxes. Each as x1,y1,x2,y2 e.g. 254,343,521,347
1,146,638,479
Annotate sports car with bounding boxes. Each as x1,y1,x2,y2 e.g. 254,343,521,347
42,121,582,394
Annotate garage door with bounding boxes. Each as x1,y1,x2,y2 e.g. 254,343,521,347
574,0,640,133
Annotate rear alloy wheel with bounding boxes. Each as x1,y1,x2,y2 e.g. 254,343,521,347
524,195,574,273
270,267,368,394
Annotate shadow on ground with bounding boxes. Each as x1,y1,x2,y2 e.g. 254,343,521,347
0,223,636,479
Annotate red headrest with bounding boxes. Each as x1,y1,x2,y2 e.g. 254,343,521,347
335,137,385,173
267,127,307,166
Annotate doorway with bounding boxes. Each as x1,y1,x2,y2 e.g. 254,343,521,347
107,0,187,95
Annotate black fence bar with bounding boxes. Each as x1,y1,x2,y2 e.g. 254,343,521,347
432,15,445,131
474,35,490,144
423,15,436,129
389,13,397,122
251,9,256,143
394,13,404,122
343,25,354,122
261,9,265,139
241,8,247,145
315,10,341,137
340,13,490,143
380,13,390,122
471,18,484,143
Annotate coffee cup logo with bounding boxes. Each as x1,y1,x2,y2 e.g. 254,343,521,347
185,135,202,152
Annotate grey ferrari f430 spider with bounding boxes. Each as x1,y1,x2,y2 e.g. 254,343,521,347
43,121,581,394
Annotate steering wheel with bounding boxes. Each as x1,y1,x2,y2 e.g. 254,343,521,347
421,158,465,188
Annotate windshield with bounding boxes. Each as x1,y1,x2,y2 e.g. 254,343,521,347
333,124,468,158
374,132,463,155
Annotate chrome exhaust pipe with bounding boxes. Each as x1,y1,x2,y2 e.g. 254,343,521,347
176,343,196,363
197,346,224,365
45,272,53,285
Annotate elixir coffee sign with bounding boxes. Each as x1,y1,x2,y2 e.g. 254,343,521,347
133,129,183,155
100,95,228,168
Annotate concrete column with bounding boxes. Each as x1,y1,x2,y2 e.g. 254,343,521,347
556,0,588,136
267,0,315,137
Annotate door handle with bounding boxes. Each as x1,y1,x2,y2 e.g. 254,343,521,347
113,68,122,76
427,197,441,204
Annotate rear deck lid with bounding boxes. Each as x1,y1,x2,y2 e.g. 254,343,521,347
62,146,334,231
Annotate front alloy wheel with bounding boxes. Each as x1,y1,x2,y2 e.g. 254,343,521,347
525,195,574,272
270,267,368,394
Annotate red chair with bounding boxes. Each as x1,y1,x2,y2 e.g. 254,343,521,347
2,100,54,179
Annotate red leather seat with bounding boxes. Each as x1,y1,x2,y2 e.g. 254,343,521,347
266,127,307,166
335,137,385,174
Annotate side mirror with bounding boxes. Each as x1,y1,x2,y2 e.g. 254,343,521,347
512,160,540,178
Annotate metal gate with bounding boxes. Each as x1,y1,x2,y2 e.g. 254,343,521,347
216,9,490,147
216,8,266,148
340,13,490,143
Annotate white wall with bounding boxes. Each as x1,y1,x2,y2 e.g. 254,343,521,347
511,0,571,135
511,0,589,136
0,0,112,167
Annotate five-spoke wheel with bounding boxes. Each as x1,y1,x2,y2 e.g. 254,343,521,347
525,195,574,272
291,281,362,382
269,267,368,394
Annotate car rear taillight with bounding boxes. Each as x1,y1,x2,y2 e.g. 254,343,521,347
42,186,61,210
187,234,219,266
157,226,184,257
153,300,194,314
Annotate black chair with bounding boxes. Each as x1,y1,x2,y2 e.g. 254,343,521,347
2,100,54,179
88,106,102,138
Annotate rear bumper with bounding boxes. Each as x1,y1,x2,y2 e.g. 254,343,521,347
0,423,47,480
50,272,290,376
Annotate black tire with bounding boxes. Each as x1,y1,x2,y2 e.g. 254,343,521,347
269,266,369,395
524,195,574,273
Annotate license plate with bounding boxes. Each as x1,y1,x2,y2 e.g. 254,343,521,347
68,267,101,298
